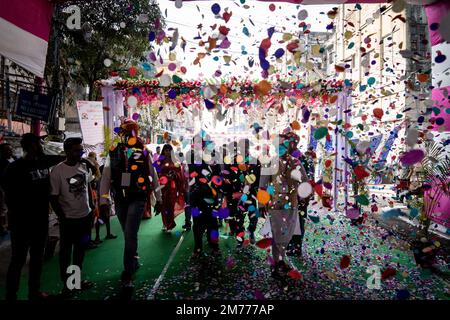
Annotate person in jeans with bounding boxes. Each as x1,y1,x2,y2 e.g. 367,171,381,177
50,137,94,297
99,120,162,287
3,134,63,300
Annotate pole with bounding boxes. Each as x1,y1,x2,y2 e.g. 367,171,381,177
6,76,12,133
1,56,12,132
343,90,349,212
32,77,44,135
333,94,341,212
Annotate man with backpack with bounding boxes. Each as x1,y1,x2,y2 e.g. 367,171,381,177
99,120,162,287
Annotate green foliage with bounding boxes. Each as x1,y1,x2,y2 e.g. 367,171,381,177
416,140,450,237
421,140,450,191
46,0,165,99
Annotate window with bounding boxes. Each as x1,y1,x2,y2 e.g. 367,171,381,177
362,49,374,74
328,50,334,65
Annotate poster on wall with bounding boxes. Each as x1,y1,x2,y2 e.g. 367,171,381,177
76,101,104,156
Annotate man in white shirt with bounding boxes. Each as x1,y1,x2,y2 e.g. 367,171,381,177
50,137,94,297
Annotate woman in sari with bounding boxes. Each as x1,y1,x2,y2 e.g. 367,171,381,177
155,144,186,232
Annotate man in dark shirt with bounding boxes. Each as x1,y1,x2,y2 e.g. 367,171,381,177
287,147,315,257
186,146,222,257
223,139,261,246
0,143,16,235
2,134,63,300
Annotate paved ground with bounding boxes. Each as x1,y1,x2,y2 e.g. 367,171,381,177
0,188,449,300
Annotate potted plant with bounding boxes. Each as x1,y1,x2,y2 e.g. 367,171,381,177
410,141,450,269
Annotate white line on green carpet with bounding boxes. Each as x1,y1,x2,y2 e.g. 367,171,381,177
146,232,185,300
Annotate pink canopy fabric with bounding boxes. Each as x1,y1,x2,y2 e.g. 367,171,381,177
425,0,450,227
0,0,53,77
181,0,397,4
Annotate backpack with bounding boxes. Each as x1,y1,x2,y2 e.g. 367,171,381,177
109,140,152,200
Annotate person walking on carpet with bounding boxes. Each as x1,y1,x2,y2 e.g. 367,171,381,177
153,144,186,232
99,120,162,288
185,139,222,257
50,137,95,297
258,130,308,279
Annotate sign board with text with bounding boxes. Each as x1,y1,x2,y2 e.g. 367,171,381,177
16,89,52,122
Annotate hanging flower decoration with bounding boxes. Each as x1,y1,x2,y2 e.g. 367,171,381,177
96,78,350,109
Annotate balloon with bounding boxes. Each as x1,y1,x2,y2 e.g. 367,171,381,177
257,190,271,205
298,9,308,20
175,0,183,9
167,89,177,99
290,168,302,182
274,48,285,59
291,120,300,130
298,182,313,199
127,96,138,108
148,32,156,42
399,149,425,166
160,74,171,87
168,63,177,71
314,127,328,140
373,108,383,120
346,208,360,219
211,3,221,15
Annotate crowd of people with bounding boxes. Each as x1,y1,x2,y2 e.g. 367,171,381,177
0,120,320,300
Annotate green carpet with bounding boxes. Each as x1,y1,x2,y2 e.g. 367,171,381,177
0,214,189,300
1,209,449,300
153,213,450,300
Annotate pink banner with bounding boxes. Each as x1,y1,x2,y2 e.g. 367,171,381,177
431,86,450,132
426,180,450,229
425,0,450,46
0,0,53,76
0,0,53,41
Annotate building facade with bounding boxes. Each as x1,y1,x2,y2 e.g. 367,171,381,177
322,3,431,172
